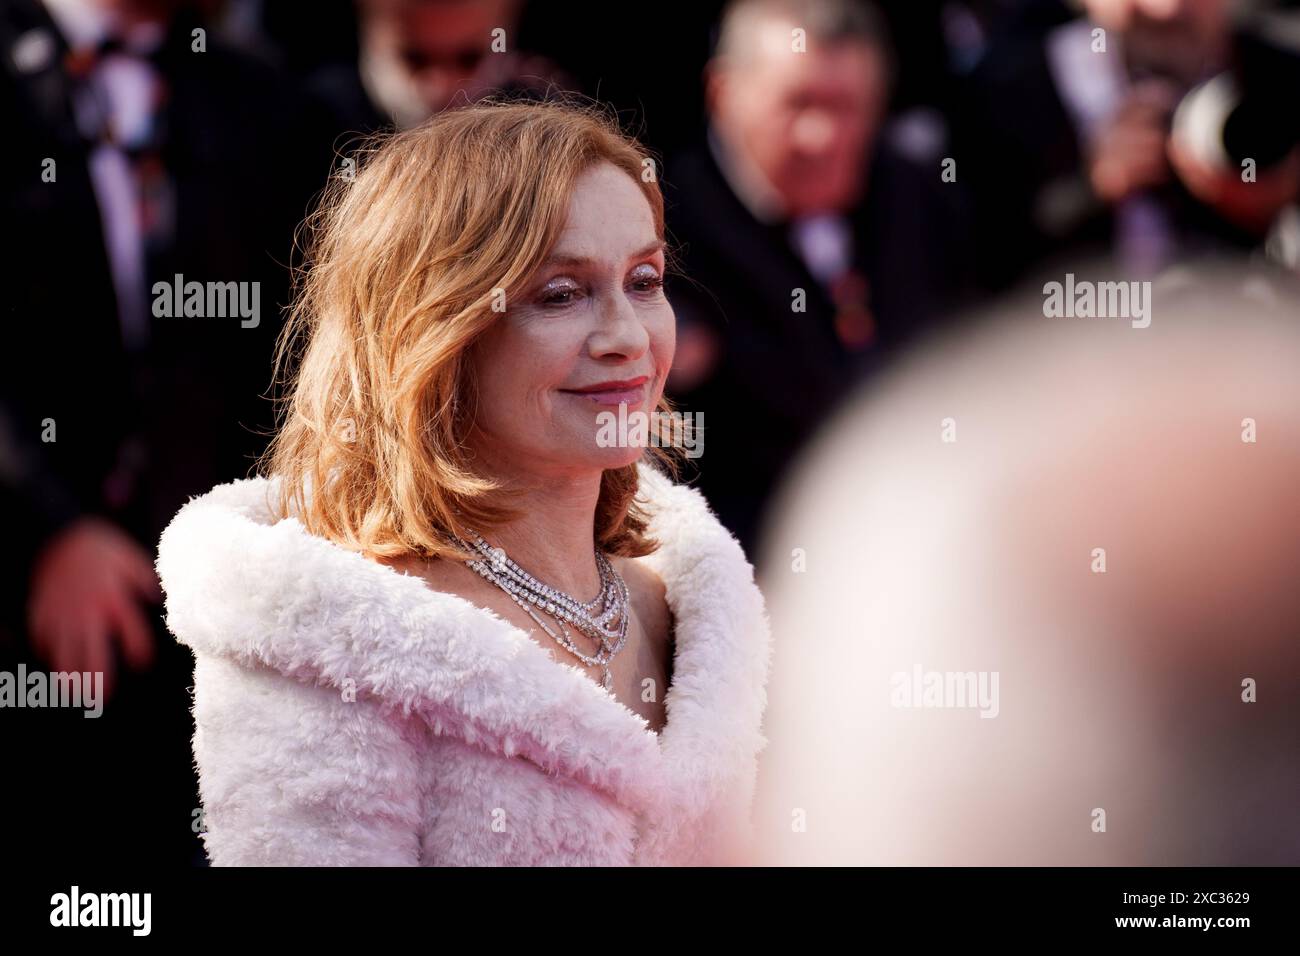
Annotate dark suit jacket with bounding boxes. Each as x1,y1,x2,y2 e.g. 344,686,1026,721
0,0,336,630
663,137,969,555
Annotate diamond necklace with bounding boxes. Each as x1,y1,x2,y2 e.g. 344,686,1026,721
455,533,630,690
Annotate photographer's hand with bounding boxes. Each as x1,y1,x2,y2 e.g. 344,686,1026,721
1088,80,1180,204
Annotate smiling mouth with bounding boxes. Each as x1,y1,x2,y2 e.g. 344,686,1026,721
558,376,650,406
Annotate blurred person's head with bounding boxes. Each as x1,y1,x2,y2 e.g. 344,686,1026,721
51,0,184,25
705,0,893,218
1079,0,1234,83
263,100,680,561
357,0,525,125
748,262,1300,864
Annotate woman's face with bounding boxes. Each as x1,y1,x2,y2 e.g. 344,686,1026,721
466,162,676,479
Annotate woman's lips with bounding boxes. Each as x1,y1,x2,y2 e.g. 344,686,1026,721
559,377,649,406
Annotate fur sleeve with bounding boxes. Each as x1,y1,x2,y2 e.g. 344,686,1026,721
190,654,427,866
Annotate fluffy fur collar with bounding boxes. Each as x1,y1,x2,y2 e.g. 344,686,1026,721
156,462,772,845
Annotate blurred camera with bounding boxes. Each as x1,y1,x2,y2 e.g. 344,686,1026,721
1172,6,1300,173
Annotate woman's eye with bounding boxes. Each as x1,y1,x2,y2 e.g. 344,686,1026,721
628,267,664,294
539,278,581,306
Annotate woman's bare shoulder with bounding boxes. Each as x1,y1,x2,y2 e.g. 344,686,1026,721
616,558,672,644
364,550,499,605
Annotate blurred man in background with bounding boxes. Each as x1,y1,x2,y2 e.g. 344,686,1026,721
0,0,333,864
308,0,571,135
666,0,970,557
958,0,1300,289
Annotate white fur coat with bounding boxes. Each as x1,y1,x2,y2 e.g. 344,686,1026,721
155,462,773,866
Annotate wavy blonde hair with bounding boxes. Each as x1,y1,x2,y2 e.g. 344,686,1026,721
260,98,683,561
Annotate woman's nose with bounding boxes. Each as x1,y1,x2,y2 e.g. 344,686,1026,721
589,291,650,359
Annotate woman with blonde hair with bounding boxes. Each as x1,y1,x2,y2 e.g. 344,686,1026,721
156,99,772,866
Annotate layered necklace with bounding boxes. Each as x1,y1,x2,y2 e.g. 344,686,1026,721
454,533,630,690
